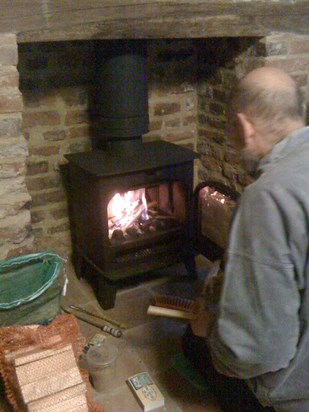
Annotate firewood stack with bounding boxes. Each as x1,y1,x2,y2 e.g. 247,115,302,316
13,343,87,411
0,314,104,412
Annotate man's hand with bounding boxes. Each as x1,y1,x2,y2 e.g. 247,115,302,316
190,296,216,338
190,265,224,338
201,270,224,304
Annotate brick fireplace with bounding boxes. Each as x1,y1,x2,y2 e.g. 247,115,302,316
1,29,309,260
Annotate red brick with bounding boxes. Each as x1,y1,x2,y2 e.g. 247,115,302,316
31,190,66,207
65,109,88,125
66,141,91,153
164,129,196,142
47,222,70,234
154,102,181,116
31,227,44,238
66,125,90,139
224,150,239,164
50,208,68,220
148,120,162,131
199,114,226,130
209,102,226,116
183,115,195,126
222,162,237,181
26,175,60,191
30,146,60,156
196,141,210,156
208,143,224,160
31,210,46,224
6,244,34,259
43,130,66,141
22,90,58,108
198,128,225,144
26,161,49,175
22,111,61,128
166,118,181,128
200,155,222,173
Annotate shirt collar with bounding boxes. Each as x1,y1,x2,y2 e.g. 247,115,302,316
258,126,309,173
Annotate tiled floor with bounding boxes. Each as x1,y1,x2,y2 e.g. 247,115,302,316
0,255,222,412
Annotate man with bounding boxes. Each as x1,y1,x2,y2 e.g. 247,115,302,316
184,67,309,412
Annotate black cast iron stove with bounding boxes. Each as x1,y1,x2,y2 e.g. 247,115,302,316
65,40,198,309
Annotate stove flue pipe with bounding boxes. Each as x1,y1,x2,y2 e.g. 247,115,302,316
90,39,149,149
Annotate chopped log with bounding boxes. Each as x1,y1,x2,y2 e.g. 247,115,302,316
122,204,145,231
29,393,88,412
27,383,87,412
20,366,84,404
14,344,85,405
14,341,70,367
15,345,78,387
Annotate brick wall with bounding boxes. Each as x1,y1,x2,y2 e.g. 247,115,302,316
146,40,198,150
1,35,307,257
19,41,94,253
0,34,32,259
18,39,199,254
197,34,309,192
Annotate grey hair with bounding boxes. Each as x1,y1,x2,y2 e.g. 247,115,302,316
228,80,305,126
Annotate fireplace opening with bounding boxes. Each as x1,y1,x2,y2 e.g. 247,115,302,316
108,182,186,242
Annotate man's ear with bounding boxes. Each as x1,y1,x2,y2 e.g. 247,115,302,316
236,113,255,144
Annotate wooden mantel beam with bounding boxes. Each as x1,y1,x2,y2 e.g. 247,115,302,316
1,1,309,43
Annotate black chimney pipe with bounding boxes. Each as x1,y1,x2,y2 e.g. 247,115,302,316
90,40,149,149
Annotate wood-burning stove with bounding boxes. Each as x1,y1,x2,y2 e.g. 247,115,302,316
64,39,238,309
65,140,198,309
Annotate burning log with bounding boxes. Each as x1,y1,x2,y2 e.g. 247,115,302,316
108,200,158,235
123,204,145,231
111,229,124,240
154,214,177,220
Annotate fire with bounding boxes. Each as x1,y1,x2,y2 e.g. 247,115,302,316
108,189,149,237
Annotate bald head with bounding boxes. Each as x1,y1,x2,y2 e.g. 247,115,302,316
229,67,305,140
241,67,296,93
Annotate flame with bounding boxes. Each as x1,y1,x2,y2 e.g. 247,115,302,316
108,189,149,233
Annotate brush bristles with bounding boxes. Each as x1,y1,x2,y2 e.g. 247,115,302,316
152,294,195,312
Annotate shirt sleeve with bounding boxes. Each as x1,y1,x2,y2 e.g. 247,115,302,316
208,184,301,379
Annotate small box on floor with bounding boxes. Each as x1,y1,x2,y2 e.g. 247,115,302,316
127,372,164,412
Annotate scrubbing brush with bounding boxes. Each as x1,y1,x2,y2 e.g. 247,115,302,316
147,294,197,320
147,261,222,321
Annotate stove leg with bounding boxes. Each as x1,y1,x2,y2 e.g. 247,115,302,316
183,242,198,278
96,279,117,310
72,251,85,280
184,254,197,278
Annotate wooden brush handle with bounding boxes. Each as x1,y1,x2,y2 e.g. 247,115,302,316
147,305,196,320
